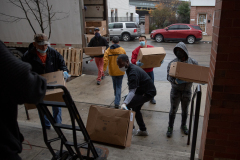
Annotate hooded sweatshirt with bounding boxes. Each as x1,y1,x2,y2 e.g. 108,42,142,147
167,42,198,91
103,44,126,76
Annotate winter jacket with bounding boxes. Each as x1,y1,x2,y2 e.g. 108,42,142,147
167,42,198,91
131,45,154,73
103,44,126,76
88,36,109,58
0,41,47,159
22,43,68,74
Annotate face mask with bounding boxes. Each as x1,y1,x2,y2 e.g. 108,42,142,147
119,66,127,72
37,48,48,54
140,41,145,47
95,32,100,38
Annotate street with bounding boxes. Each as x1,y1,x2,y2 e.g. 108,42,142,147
82,40,211,81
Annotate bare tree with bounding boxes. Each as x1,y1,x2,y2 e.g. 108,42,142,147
0,0,69,39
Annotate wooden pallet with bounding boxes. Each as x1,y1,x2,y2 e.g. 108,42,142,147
55,48,83,76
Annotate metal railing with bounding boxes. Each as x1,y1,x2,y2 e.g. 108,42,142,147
187,85,202,160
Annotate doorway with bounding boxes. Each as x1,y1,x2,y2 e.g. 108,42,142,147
198,14,207,34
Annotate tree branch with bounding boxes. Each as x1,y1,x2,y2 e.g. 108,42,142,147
46,0,51,39
35,0,44,33
18,0,36,34
24,0,41,27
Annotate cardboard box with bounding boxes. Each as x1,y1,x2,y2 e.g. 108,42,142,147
86,26,107,35
85,6,104,18
86,20,106,27
24,71,65,110
169,62,209,84
84,46,106,56
86,105,135,147
136,47,166,68
85,34,95,43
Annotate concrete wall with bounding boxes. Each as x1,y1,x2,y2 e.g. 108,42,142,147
199,0,240,159
190,6,215,36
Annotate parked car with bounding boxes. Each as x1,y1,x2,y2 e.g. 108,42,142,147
108,22,141,41
150,24,202,44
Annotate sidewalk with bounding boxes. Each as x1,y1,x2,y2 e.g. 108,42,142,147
142,34,212,42
18,75,205,159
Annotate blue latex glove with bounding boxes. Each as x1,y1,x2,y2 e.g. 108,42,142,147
175,79,187,84
136,60,144,67
63,71,71,79
161,60,164,64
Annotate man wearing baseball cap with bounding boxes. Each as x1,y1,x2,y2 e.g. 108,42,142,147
22,33,70,129
88,28,109,85
103,36,126,108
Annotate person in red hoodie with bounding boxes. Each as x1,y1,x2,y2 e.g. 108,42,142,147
131,35,157,104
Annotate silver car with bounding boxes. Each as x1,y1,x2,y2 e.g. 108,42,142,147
108,22,141,41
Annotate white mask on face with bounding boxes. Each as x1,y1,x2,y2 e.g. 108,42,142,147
119,66,127,72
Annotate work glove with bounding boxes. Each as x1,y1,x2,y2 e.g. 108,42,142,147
175,78,187,84
161,60,164,64
63,71,71,79
121,103,128,110
136,60,144,67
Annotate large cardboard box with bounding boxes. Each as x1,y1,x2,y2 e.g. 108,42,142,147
136,47,166,68
86,20,106,27
85,34,95,43
169,62,209,84
86,105,135,147
85,6,104,18
24,71,65,110
84,47,106,56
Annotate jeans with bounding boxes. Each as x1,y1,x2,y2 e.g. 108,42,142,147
95,57,104,81
112,75,124,106
127,94,152,131
146,71,154,82
44,107,62,127
168,88,191,128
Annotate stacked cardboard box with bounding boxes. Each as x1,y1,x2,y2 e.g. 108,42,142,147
85,20,107,41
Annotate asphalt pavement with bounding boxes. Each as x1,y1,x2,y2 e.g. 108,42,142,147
82,40,211,81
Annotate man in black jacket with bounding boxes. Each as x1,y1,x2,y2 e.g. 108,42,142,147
88,28,109,85
0,40,47,160
117,54,157,136
22,33,69,129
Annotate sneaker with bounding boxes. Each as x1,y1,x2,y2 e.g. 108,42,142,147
97,81,100,85
150,99,156,104
46,126,51,130
114,105,119,109
132,128,137,136
181,125,189,135
101,76,105,80
166,127,173,137
135,129,149,136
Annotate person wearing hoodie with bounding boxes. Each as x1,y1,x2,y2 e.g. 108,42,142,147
22,33,69,130
103,36,126,109
88,27,109,85
166,42,198,138
131,35,157,104
0,40,47,160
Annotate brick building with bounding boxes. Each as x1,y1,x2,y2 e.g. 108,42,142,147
190,0,215,35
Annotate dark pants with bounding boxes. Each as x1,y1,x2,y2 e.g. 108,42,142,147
127,94,152,131
169,88,191,128
146,71,155,100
